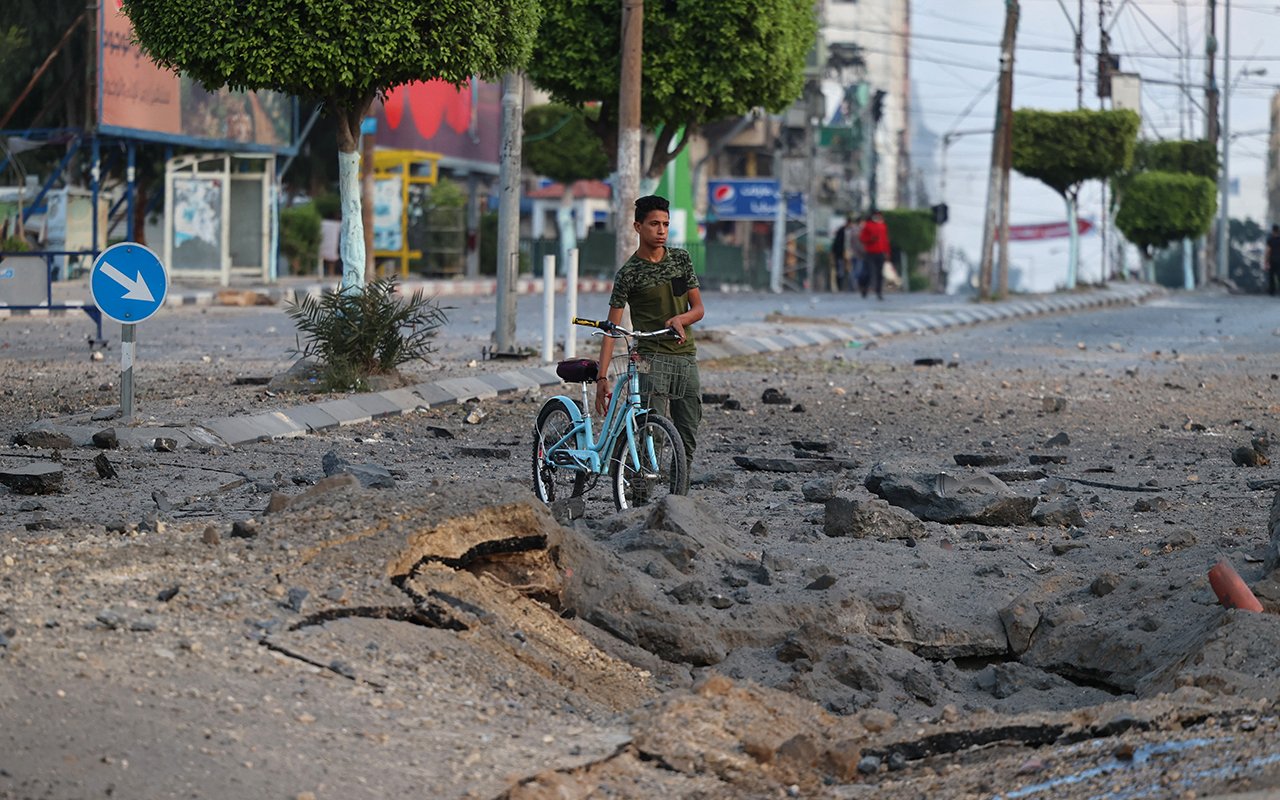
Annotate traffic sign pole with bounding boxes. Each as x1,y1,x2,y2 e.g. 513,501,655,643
89,243,169,423
121,324,136,420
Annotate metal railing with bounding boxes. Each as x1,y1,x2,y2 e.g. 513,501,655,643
0,250,106,345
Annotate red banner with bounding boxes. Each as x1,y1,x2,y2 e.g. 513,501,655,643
1007,218,1094,241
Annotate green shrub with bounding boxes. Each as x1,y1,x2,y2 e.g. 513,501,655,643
280,202,322,274
285,276,448,392
313,192,341,220
1,235,30,252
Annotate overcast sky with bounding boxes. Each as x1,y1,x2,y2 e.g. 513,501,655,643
907,0,1280,289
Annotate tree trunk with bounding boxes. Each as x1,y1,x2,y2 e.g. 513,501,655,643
1065,193,1079,289
332,101,373,292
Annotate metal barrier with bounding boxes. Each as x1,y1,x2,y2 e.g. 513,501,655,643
0,250,106,347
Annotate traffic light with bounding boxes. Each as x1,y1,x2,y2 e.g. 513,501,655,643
931,203,949,225
871,90,887,123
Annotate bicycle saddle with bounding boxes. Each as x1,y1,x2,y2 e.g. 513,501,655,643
556,358,600,383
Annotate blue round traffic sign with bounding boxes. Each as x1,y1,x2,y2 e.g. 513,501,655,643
90,243,169,324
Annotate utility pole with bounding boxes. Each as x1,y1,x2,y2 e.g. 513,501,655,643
1218,0,1231,283
1076,0,1085,108
1204,0,1218,284
494,72,524,353
979,0,1018,299
1099,0,1110,284
615,0,643,274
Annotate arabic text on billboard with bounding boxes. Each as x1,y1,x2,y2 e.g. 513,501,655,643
708,179,804,221
100,1,294,151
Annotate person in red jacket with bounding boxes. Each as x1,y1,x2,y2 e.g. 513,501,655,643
858,211,891,300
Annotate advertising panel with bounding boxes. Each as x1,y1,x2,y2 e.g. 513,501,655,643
375,80,502,168
707,178,805,222
99,0,295,152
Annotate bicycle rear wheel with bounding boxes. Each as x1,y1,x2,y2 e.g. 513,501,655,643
532,399,587,504
611,413,687,511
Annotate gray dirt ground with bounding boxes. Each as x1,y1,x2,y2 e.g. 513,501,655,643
4,295,1280,799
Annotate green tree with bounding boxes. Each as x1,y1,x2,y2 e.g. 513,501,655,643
524,104,611,186
123,0,542,292
527,0,817,179
1115,171,1217,281
1131,139,1218,179
881,209,937,291
1012,108,1139,289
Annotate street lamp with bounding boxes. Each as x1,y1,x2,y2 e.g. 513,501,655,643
1219,59,1266,282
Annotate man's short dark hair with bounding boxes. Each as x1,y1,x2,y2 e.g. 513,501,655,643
635,195,670,223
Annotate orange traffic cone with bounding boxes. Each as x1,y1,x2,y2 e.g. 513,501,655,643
1208,560,1264,613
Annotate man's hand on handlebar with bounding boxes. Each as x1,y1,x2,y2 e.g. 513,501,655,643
664,317,686,344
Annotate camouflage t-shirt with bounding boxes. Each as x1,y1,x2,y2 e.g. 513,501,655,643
608,247,700,356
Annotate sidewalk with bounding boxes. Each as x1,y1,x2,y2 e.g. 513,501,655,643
21,282,1164,449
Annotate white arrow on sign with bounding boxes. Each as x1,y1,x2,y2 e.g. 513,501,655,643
100,260,155,302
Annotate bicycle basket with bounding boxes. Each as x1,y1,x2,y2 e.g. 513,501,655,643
556,358,599,383
637,356,690,399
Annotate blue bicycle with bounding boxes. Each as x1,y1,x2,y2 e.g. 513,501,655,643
532,318,689,511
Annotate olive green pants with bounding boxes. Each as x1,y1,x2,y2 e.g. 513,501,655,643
639,354,701,479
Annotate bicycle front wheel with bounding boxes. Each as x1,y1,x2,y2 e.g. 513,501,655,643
532,398,587,504
611,413,687,511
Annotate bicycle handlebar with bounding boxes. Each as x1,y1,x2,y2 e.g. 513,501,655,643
573,317,677,339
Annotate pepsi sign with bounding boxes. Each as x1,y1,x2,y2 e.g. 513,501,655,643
707,178,805,221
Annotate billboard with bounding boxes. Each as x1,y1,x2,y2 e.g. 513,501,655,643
375,80,502,168
707,178,805,222
98,0,295,152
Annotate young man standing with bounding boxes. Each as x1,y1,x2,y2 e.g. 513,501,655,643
595,195,705,478
858,211,891,300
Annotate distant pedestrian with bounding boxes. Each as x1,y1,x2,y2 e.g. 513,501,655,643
830,215,859,292
859,211,891,300
1265,225,1280,296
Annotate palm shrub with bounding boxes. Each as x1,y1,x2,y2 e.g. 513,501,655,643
285,276,448,391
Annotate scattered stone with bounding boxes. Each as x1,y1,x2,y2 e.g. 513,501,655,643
230,520,259,539
1051,542,1086,556
1133,496,1171,513
708,594,733,610
913,357,945,367
857,755,881,775
96,610,125,630
152,490,173,513
425,426,455,439
284,587,309,613
762,388,791,405
1091,572,1121,597
455,446,511,460
771,479,792,491
791,440,832,453
1160,531,1196,551
801,477,838,502
1032,497,1085,528
999,593,1041,654
790,403,805,413
1044,432,1071,447
1042,396,1068,413
1232,445,1269,467
991,468,1049,483
156,586,180,602
954,453,1011,467
824,496,925,540
152,437,178,453
91,428,119,449
90,407,121,422
463,405,487,425
749,519,769,537
321,449,396,489
702,392,730,404
138,516,167,534
24,514,62,531
865,463,1037,526
550,496,586,524
129,619,157,633
776,634,810,663
805,574,836,591
93,453,118,479
721,399,743,411
0,463,64,495
1029,454,1068,465
13,430,74,450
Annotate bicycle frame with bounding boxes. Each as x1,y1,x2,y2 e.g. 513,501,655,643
542,334,651,477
